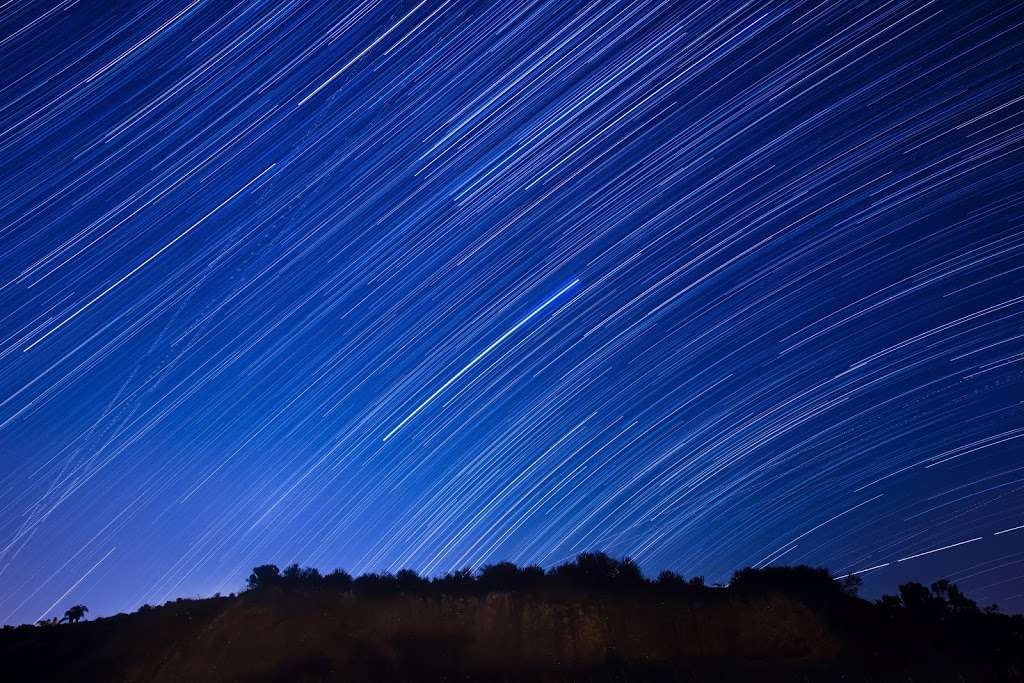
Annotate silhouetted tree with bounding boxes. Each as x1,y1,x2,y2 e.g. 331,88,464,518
615,557,645,587
477,562,545,592
323,569,353,590
247,564,282,590
656,570,687,590
876,593,902,611
432,568,476,593
730,566,848,607
63,605,88,624
395,569,429,594
879,579,981,619
281,563,322,587
898,581,939,613
840,573,862,597
930,579,978,614
549,553,648,592
352,572,400,596
522,564,546,585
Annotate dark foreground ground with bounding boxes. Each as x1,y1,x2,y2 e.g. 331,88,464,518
3,562,1023,681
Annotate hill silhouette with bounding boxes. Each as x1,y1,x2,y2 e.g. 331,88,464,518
2,553,1022,682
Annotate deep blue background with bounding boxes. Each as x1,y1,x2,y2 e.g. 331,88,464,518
0,0,1022,624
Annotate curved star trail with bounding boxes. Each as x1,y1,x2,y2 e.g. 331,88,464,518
0,0,1022,624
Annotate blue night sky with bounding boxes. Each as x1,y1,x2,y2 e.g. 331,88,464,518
0,0,1022,624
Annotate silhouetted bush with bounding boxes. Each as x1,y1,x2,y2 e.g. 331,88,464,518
655,570,687,591
323,568,353,590
352,572,400,596
477,562,545,592
878,578,983,619
839,573,862,597
549,552,648,593
431,568,476,594
730,565,848,607
395,569,429,594
247,563,324,591
282,563,322,587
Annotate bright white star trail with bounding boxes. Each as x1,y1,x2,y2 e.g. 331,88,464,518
383,278,580,441
0,0,1022,624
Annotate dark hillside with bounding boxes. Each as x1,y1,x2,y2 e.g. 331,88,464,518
3,556,1022,682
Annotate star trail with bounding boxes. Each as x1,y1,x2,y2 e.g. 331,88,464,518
0,0,1022,625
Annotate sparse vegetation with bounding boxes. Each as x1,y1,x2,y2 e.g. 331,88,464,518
6,554,1022,682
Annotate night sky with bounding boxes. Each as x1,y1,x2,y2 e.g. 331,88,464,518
1,0,1022,625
